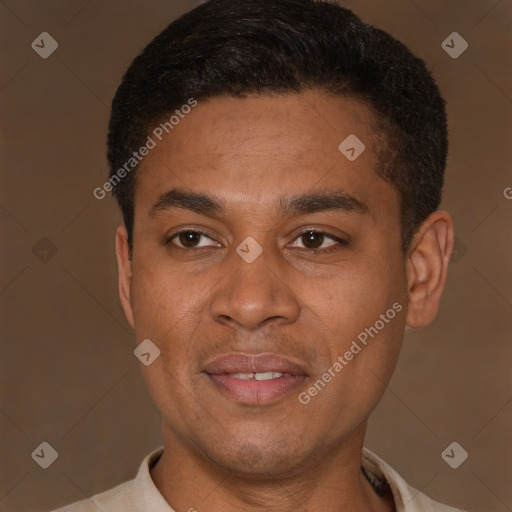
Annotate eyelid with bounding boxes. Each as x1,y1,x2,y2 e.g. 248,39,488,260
289,226,350,245
288,230,349,252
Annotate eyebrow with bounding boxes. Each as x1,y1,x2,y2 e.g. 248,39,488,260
148,188,370,218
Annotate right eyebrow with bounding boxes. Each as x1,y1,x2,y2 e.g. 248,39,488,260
148,188,223,218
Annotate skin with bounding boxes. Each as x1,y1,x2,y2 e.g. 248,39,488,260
115,89,454,512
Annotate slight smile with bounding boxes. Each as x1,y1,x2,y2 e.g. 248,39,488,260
203,352,308,405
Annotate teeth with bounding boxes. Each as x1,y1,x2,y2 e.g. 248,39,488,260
255,371,284,380
230,372,284,380
231,373,254,380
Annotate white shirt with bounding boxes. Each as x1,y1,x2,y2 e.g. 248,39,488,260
51,446,466,511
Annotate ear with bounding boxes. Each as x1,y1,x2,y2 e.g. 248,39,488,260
115,224,135,330
405,210,454,329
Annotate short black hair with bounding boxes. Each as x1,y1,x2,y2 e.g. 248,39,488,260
107,0,448,255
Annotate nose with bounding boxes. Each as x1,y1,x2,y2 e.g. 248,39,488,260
209,246,301,331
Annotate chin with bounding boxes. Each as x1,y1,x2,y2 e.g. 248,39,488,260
201,437,314,481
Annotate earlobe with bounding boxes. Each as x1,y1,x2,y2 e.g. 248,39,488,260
405,211,454,329
115,224,135,330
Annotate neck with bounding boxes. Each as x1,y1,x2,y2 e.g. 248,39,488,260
150,424,395,512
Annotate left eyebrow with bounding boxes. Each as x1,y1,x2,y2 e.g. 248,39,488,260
279,189,370,216
148,187,370,219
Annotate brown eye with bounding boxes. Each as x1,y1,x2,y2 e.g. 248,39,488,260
169,230,218,249
300,231,326,249
178,231,201,248
292,230,340,251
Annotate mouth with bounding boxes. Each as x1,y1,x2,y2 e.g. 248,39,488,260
203,353,308,405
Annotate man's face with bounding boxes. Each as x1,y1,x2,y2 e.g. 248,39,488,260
123,90,409,477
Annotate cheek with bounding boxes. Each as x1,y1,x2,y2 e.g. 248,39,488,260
350,249,406,313
313,312,405,431
309,266,394,333
307,256,406,377
130,263,207,376
130,262,203,333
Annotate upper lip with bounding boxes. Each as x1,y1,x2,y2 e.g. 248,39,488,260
203,353,308,376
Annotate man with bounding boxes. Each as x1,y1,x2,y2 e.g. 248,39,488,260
55,0,465,510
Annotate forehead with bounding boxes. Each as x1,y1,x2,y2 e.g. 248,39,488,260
134,90,395,217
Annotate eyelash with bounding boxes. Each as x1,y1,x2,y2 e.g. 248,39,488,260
166,229,349,254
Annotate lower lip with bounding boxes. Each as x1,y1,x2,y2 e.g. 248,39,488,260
207,373,306,405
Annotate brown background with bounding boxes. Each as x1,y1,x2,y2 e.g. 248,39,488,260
1,0,511,511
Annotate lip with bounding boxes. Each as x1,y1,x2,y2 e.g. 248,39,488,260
203,353,308,405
